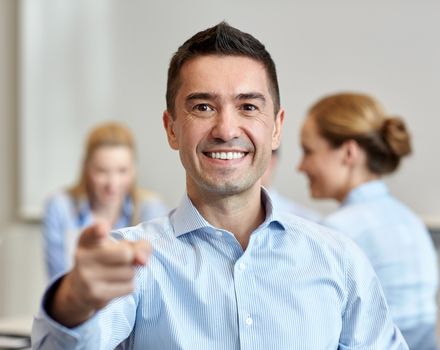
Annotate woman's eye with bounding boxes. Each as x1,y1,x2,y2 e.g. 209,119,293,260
302,148,312,156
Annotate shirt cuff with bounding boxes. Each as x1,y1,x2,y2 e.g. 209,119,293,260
32,275,100,348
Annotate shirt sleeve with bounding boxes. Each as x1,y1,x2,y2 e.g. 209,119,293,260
42,195,69,280
338,241,409,350
32,274,140,349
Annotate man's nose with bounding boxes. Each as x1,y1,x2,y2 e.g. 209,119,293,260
211,107,241,141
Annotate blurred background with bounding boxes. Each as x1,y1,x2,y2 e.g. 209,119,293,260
0,0,439,327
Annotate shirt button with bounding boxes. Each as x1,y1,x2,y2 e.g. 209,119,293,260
245,315,253,326
215,230,223,237
239,262,246,271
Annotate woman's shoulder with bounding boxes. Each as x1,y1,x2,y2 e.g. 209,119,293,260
44,190,81,223
135,188,164,202
134,188,169,220
45,190,76,208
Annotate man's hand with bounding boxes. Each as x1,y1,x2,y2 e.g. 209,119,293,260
49,221,151,327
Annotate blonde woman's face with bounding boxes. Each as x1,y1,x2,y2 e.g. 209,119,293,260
297,116,349,201
86,145,135,206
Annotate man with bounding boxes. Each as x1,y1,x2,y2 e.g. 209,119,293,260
32,22,408,349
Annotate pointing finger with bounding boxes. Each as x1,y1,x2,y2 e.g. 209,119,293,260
78,220,112,248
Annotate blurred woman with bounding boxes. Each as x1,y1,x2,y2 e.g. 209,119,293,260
261,148,321,221
298,92,438,350
43,122,168,280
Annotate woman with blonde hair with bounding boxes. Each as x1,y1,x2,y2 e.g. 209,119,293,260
298,92,438,349
43,122,168,280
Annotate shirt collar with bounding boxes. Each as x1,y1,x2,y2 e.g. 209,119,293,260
342,180,389,206
170,187,285,238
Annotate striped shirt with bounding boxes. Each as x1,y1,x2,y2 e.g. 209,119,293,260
32,189,408,349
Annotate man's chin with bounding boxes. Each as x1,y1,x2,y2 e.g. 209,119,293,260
200,180,251,196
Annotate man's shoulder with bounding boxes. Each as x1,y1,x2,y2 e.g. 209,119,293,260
278,212,376,287
279,212,360,256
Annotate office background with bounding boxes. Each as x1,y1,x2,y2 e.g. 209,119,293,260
0,0,439,322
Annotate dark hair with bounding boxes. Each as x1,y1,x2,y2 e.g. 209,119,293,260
309,92,411,175
166,21,280,116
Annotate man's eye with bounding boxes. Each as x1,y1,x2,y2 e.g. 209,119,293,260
242,104,257,111
193,104,212,112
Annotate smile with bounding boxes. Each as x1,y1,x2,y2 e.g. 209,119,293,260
206,152,246,160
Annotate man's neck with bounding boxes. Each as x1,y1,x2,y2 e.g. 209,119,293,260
188,185,265,250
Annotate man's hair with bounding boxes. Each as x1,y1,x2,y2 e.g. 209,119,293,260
166,21,280,117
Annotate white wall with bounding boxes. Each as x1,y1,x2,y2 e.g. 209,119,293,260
20,0,440,225
0,0,45,319
0,0,18,228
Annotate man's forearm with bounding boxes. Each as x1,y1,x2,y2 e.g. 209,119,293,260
47,273,96,328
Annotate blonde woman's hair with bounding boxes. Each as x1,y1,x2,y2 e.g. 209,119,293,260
308,92,411,175
68,121,143,225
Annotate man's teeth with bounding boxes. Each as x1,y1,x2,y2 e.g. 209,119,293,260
209,152,245,160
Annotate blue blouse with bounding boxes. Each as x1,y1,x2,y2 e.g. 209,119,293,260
322,180,438,349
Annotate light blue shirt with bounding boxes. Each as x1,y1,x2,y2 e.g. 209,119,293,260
33,190,408,349
322,180,438,350
43,191,168,280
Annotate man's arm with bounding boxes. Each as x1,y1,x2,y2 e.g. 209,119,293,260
47,221,150,327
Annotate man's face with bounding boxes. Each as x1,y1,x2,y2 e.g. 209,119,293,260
163,55,284,199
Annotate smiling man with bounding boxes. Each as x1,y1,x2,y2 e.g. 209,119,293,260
32,22,408,349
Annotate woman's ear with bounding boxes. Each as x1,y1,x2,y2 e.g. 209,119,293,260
342,139,362,167
163,111,179,150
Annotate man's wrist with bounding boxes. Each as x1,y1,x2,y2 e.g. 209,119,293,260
47,273,95,328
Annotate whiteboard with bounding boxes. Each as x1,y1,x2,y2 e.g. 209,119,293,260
20,0,440,226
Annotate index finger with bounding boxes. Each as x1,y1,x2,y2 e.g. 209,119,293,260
93,239,151,266
78,220,112,248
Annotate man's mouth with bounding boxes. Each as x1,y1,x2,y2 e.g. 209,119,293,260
205,151,247,160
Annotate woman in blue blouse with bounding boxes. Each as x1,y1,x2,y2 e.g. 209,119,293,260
43,122,168,280
298,92,438,350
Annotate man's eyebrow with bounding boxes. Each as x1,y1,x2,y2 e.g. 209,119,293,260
186,92,217,101
236,92,266,105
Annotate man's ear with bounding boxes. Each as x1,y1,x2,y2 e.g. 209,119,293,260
163,110,179,150
342,139,361,166
271,108,285,150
